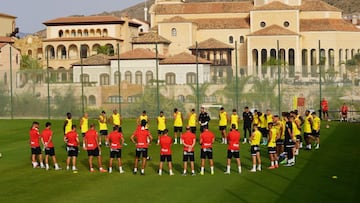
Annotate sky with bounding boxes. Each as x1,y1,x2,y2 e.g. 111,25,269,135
1,0,145,33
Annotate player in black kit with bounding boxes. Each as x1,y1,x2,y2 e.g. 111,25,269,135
198,106,211,133
242,106,253,143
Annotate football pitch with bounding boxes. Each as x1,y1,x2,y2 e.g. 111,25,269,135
0,119,359,203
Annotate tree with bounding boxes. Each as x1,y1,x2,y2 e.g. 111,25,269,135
97,45,114,56
19,55,43,94
217,76,252,109
247,78,278,111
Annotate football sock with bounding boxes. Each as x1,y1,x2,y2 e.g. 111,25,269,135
210,166,214,174
226,165,230,172
275,160,278,165
183,170,186,174
141,169,144,174
271,161,274,166
134,168,137,172
238,166,242,173
252,164,256,170
201,167,204,173
159,169,162,175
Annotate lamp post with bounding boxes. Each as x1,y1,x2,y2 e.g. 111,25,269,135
235,41,239,111
46,47,50,119
195,41,200,113
277,40,281,116
9,46,13,119
318,40,322,119
155,43,160,114
80,44,85,115
117,43,121,114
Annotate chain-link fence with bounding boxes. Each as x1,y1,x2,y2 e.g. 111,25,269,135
0,65,359,121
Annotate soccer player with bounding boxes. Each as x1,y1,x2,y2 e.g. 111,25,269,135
84,123,107,172
157,111,166,138
312,112,321,150
137,110,150,130
340,103,349,122
41,122,61,170
258,111,268,145
173,108,183,144
224,124,242,174
267,122,279,169
107,125,125,173
63,112,72,135
110,109,122,132
98,110,108,146
198,106,210,133
218,107,228,144
283,114,295,166
157,129,174,176
181,126,196,176
303,110,313,150
291,111,302,155
321,98,329,121
131,120,153,175
253,109,260,126
199,126,215,175
242,106,253,143
275,114,285,156
80,112,89,148
264,109,274,145
64,125,79,171
187,109,197,134
230,108,240,131
249,124,262,172
29,121,45,168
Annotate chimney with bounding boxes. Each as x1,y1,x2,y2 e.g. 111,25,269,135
144,0,148,22
352,14,358,25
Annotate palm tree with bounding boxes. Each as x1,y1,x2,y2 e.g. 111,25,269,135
247,78,278,111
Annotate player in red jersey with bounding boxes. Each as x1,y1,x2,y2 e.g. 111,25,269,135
29,121,44,168
107,125,125,173
84,124,107,172
224,124,242,174
157,129,174,176
199,126,215,175
181,126,196,176
64,125,79,171
41,122,61,170
130,120,153,175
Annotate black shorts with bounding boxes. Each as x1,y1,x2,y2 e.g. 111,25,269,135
67,146,78,157
110,148,122,158
243,123,251,129
250,145,260,156
304,132,312,138
312,130,320,137
99,130,108,136
87,147,100,157
219,126,226,131
227,150,240,159
31,147,41,155
200,125,208,133
82,133,86,137
118,127,123,133
158,130,165,135
174,126,183,133
200,148,213,159
135,148,148,158
183,151,195,162
45,147,55,156
296,134,302,141
322,110,328,116
190,127,196,134
268,147,276,154
260,128,268,137
276,139,284,145
284,140,295,148
160,155,172,162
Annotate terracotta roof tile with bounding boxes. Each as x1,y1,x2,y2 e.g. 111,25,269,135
43,16,125,25
43,36,122,42
300,0,341,12
300,19,360,31
161,16,250,29
109,48,166,60
0,13,16,18
132,32,171,44
72,54,110,66
253,1,296,11
0,43,6,49
160,52,212,65
188,38,234,50
153,2,254,14
248,24,298,36
0,36,15,43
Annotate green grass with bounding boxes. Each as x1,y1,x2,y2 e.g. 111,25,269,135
0,119,359,203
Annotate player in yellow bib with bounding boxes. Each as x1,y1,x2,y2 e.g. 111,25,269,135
80,112,89,148
137,110,150,130
187,109,197,134
250,124,262,172
311,112,321,149
267,122,279,169
230,109,240,130
157,111,166,137
292,111,302,155
110,109,122,132
218,107,228,144
63,112,72,135
98,110,108,146
173,108,183,144
303,110,313,150
259,112,268,145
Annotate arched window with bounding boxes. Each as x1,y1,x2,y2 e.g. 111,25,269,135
114,71,121,84
71,30,76,37
178,95,185,102
103,29,108,37
302,49,308,66
165,73,176,85
240,36,245,43
261,49,267,65
27,49,33,57
80,74,89,83
100,73,110,85
135,71,142,85
288,49,295,77
125,71,132,83
58,30,64,38
328,49,335,67
89,95,96,105
84,29,89,37
229,36,234,44
252,49,259,67
58,67,67,82
186,72,196,84
171,28,177,37
146,71,153,85
77,30,82,37
270,49,276,59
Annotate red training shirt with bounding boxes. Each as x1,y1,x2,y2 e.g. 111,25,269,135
181,131,196,152
30,127,40,147
65,131,78,147
107,131,123,149
41,128,54,148
84,129,98,150
134,128,150,148
159,135,172,155
227,130,240,151
200,130,215,149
